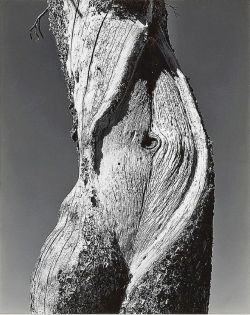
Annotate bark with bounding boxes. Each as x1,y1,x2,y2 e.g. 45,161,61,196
30,0,214,313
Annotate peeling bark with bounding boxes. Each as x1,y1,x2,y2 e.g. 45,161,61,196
30,0,214,313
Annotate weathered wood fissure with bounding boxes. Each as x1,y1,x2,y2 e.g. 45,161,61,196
30,0,214,313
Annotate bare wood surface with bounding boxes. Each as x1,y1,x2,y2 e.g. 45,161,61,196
30,0,214,313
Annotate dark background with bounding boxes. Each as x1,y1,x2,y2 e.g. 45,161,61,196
0,0,249,313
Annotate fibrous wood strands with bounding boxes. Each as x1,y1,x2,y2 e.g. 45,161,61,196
30,0,214,313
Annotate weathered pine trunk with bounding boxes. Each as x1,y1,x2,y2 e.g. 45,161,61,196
30,0,214,313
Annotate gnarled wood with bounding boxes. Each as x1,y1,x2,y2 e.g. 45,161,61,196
30,0,214,313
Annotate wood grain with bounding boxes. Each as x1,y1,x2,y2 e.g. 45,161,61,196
30,0,214,313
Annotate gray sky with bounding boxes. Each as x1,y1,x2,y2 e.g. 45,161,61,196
0,0,249,313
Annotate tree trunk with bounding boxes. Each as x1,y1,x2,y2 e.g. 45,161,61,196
30,0,214,313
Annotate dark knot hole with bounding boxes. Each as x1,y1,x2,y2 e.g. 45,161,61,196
141,132,160,150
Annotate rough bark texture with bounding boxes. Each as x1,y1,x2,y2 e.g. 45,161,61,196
30,0,214,313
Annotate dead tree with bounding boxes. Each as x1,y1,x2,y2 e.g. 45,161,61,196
30,0,214,313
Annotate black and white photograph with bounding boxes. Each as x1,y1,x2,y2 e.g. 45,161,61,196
0,0,249,313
